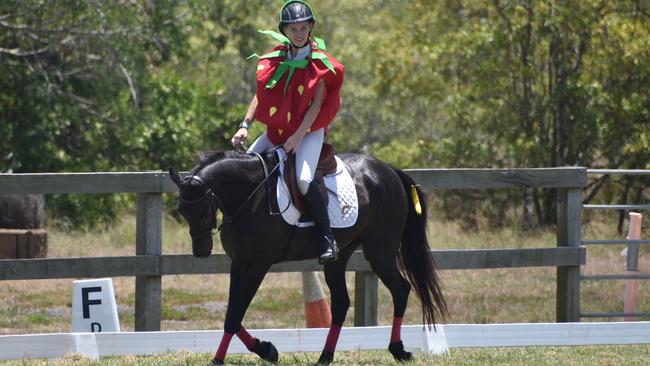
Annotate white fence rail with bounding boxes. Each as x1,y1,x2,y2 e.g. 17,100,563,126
2,322,650,360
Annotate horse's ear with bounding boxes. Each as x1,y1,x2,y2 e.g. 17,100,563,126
168,166,184,187
197,150,218,165
197,151,210,164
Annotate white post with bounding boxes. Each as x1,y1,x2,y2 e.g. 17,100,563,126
421,325,449,355
623,212,642,321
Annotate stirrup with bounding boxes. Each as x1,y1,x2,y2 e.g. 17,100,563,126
319,236,339,265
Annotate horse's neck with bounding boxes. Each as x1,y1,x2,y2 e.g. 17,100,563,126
208,155,268,215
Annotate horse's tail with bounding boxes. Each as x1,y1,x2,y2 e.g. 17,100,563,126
392,167,448,326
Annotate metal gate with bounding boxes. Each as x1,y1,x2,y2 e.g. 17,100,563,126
580,169,650,319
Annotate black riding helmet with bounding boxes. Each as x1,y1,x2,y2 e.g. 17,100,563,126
278,1,316,36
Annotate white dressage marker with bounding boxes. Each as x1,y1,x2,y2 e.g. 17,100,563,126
71,278,120,333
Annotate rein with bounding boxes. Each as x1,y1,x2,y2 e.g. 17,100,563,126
219,150,285,230
215,144,292,230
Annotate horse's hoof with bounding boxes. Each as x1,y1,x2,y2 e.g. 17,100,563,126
388,341,413,362
250,339,279,364
209,358,224,365
315,350,334,365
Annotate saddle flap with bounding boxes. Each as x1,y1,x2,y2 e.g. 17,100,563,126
318,144,337,175
276,154,359,229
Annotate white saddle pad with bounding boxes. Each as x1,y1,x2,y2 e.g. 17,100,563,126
275,150,359,228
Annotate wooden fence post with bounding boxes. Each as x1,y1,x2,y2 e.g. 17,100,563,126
135,193,163,331
354,271,378,326
556,188,582,322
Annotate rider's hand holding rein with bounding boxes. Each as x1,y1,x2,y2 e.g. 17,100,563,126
231,125,249,147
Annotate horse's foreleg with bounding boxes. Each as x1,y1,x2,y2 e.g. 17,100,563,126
235,325,278,362
211,263,276,365
317,250,353,365
223,264,268,352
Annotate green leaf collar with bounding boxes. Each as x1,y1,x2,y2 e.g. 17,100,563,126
250,30,337,95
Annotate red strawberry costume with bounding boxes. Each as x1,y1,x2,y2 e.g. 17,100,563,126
253,33,344,145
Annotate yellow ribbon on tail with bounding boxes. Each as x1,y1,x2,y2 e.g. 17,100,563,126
410,185,422,215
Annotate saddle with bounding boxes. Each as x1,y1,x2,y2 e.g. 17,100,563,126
283,143,337,216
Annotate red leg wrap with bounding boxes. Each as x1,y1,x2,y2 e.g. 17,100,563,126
324,324,342,353
214,332,234,361
237,327,257,350
390,317,403,343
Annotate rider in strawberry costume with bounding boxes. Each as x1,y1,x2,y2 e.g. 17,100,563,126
231,0,344,265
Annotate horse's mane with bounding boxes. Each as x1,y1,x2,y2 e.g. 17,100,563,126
195,150,268,172
197,150,248,169
198,151,225,167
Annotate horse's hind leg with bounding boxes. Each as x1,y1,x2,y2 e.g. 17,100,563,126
211,262,277,365
317,245,356,365
366,248,414,362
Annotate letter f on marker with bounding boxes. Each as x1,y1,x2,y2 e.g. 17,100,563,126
82,286,103,319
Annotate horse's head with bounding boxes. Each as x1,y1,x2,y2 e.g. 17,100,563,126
169,166,218,258
169,151,270,257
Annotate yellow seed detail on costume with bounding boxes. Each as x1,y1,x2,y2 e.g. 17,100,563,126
257,64,265,72
269,106,277,116
278,129,283,136
411,185,422,215
287,112,291,123
298,85,304,95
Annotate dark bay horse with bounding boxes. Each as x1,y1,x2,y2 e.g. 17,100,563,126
169,150,446,365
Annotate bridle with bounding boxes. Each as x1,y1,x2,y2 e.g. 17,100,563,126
179,149,287,238
179,175,220,241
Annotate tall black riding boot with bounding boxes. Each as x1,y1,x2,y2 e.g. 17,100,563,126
303,180,339,264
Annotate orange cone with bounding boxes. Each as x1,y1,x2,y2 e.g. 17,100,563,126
302,271,331,328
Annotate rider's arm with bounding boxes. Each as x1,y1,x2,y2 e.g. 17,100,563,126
283,80,326,153
295,79,326,134
241,95,258,128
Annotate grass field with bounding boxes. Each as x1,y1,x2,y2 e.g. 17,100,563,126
2,346,650,365
1,209,649,364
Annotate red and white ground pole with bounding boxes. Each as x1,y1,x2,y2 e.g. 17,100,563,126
623,212,643,321
302,271,331,328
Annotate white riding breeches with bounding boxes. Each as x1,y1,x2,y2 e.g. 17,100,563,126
249,128,325,195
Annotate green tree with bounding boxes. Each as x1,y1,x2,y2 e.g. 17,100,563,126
2,1,649,228
0,1,238,226
370,0,650,226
